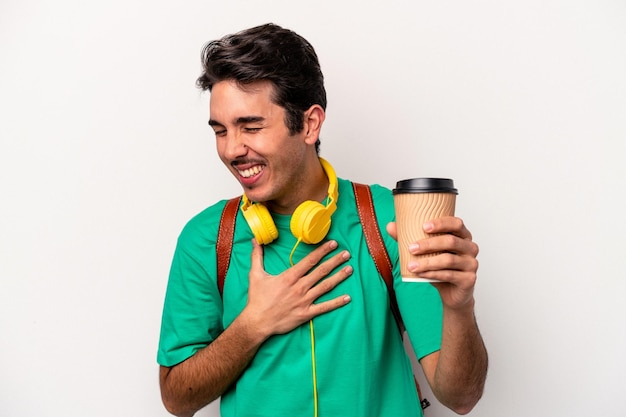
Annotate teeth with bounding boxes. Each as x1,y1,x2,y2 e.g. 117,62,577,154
239,165,264,178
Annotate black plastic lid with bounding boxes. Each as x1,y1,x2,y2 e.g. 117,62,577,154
392,178,458,194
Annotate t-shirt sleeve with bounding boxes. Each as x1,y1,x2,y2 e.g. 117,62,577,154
156,206,225,367
395,280,443,360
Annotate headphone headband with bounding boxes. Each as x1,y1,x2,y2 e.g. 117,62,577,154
319,157,338,210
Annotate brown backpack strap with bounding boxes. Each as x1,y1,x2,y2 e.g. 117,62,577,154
352,182,405,334
216,196,241,296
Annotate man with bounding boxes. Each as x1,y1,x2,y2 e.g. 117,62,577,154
158,23,487,417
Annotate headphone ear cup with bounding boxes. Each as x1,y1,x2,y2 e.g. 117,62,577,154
290,201,332,244
242,203,278,245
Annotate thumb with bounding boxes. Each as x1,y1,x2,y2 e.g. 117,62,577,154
386,222,398,241
249,238,265,276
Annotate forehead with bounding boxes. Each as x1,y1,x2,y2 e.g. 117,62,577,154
209,80,280,121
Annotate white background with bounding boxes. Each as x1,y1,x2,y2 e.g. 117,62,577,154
1,1,625,416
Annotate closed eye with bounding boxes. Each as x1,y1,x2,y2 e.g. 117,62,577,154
208,119,226,137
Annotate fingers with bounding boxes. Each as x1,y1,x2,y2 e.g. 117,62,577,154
253,238,353,306
406,240,479,288
306,261,353,301
290,242,353,318
408,252,478,279
287,240,341,280
301,260,353,321
409,216,478,259
245,239,353,336
424,216,473,240
407,217,479,287
301,247,351,287
308,293,352,317
411,233,479,259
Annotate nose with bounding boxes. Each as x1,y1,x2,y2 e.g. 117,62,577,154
221,131,248,160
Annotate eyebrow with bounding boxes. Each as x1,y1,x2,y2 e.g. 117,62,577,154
208,116,265,127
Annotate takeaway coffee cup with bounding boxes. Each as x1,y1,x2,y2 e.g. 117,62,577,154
393,178,458,283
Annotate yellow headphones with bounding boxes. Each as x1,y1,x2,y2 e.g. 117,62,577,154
240,158,338,245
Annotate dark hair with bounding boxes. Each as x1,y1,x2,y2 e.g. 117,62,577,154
197,23,326,152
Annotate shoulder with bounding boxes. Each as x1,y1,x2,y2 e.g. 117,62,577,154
367,182,394,211
177,198,236,249
337,178,392,199
339,178,395,219
335,177,400,270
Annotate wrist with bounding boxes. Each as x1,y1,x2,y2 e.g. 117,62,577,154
443,296,476,319
235,307,272,346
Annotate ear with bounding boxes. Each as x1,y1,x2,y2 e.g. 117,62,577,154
302,104,325,145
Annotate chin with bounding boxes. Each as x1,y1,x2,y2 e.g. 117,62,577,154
242,188,269,204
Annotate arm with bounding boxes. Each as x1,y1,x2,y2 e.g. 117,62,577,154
419,301,487,415
387,218,488,414
159,239,353,417
159,308,266,417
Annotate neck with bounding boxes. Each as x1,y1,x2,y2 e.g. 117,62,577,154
265,156,329,215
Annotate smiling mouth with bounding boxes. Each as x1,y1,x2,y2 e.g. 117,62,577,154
236,164,265,178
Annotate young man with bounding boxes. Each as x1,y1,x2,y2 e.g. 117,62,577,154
157,23,487,417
